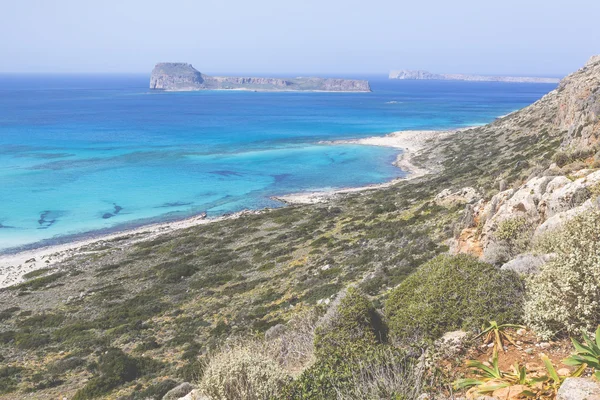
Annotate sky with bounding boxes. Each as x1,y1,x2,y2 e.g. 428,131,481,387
2,0,599,76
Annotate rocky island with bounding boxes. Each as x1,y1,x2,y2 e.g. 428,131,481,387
150,63,371,92
389,69,560,83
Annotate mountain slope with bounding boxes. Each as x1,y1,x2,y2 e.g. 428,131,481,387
0,56,599,399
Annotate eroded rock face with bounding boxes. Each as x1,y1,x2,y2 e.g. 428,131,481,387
554,56,600,149
557,377,600,400
477,171,600,261
149,63,371,92
150,63,205,90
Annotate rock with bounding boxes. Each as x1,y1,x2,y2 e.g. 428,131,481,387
436,330,469,358
557,377,600,400
435,187,480,206
535,198,597,237
539,342,551,349
162,382,194,400
492,385,529,399
500,253,551,274
150,63,371,92
525,348,534,354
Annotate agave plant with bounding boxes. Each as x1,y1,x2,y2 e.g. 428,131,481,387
454,351,517,393
476,321,525,353
523,355,586,398
563,325,600,380
455,353,584,398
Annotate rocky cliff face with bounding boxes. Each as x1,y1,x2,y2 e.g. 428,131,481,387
150,63,205,90
150,63,371,92
389,69,560,84
553,56,600,148
441,55,600,264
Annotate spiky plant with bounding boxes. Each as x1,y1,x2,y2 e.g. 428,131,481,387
563,325,600,380
476,321,524,353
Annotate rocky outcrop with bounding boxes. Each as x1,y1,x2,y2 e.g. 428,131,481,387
150,63,371,92
150,63,204,91
389,69,560,84
477,171,600,260
552,55,600,148
557,377,600,400
435,187,480,206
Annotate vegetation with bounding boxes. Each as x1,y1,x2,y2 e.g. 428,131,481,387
313,287,385,358
524,211,600,339
475,321,524,354
1,67,597,398
72,348,162,400
385,254,525,342
199,343,292,400
455,352,583,398
563,325,600,380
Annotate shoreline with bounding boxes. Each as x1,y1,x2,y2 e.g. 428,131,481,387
0,128,461,289
272,128,463,204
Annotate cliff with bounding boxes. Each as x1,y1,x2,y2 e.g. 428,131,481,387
389,69,560,84
150,63,371,92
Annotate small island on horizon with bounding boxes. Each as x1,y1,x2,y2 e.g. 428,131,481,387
389,69,560,83
150,63,372,92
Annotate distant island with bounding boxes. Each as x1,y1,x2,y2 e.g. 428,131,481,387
389,69,560,84
150,63,371,92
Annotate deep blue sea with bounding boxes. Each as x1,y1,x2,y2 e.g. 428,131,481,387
0,74,555,252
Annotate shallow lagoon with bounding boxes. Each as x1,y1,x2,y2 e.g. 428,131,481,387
0,75,555,251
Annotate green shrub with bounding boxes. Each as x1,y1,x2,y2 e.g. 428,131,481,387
199,343,291,400
15,332,50,349
0,366,24,395
284,345,417,400
553,151,571,167
14,272,66,291
314,287,385,359
281,288,389,399
525,211,600,339
385,254,525,342
72,348,162,399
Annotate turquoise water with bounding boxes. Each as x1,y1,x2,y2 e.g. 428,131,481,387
0,75,555,251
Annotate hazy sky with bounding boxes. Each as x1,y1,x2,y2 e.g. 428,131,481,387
2,0,599,75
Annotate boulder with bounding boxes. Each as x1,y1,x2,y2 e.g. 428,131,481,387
162,382,194,400
557,377,600,400
500,253,552,274
177,389,209,400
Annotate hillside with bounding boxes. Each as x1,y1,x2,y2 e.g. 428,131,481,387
1,56,599,399
150,63,372,92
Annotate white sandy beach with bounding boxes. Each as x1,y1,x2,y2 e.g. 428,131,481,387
0,129,460,289
273,129,462,205
0,210,265,289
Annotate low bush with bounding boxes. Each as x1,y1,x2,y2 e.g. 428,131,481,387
525,211,600,339
314,287,385,358
385,254,525,342
199,342,291,400
72,348,162,399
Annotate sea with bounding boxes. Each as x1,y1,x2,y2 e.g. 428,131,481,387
0,74,556,252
